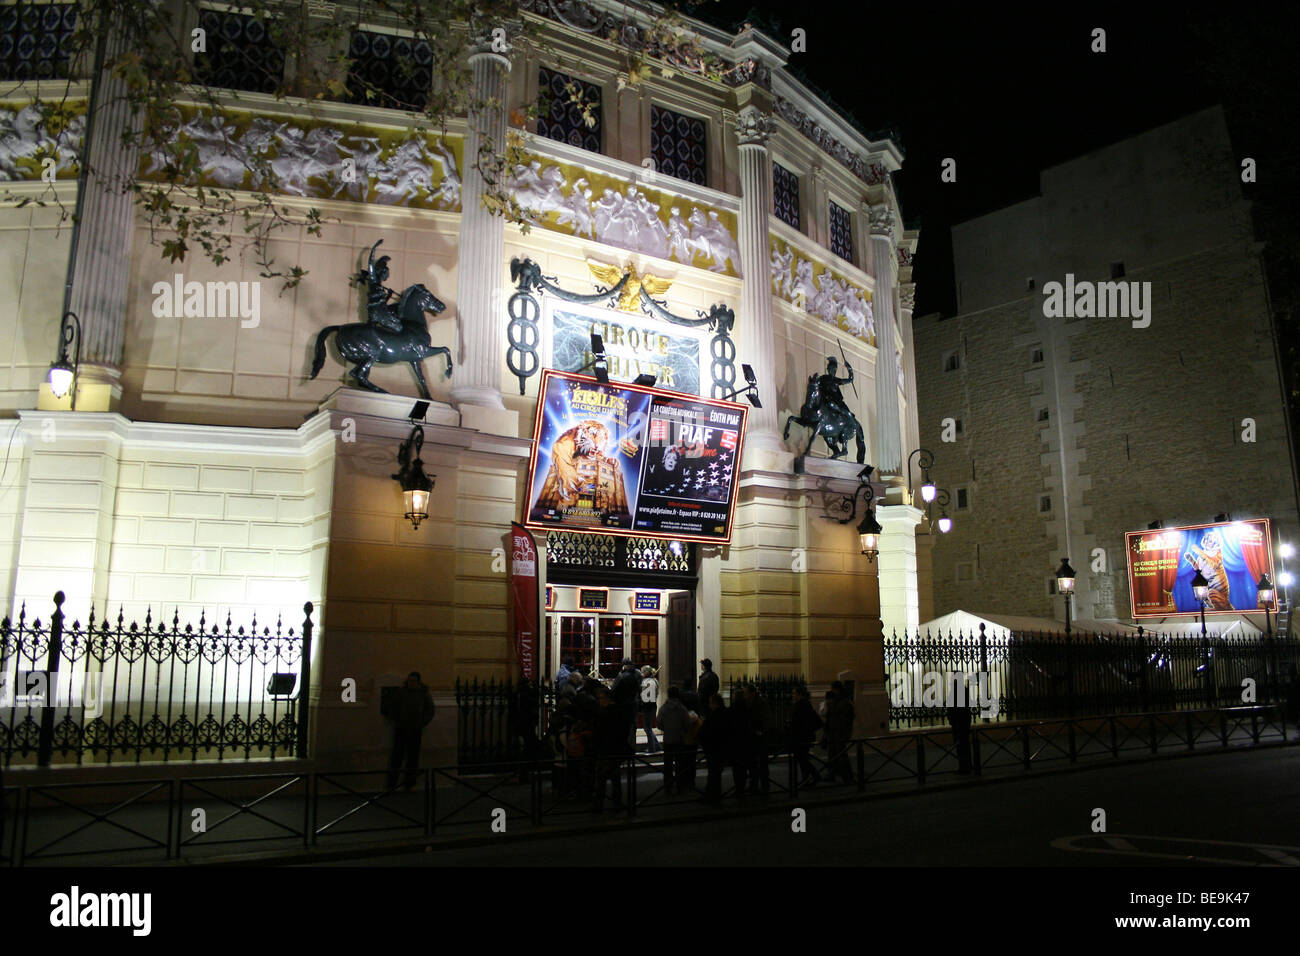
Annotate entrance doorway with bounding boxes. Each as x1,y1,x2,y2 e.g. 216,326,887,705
544,585,695,691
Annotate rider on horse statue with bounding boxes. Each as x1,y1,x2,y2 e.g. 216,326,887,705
354,239,404,333
816,356,855,422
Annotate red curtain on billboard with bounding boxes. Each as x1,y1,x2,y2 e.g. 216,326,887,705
1240,527,1269,607
509,523,540,681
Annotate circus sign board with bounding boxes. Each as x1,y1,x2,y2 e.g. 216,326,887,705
1125,518,1276,618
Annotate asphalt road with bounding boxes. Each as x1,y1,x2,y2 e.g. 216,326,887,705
313,746,1300,867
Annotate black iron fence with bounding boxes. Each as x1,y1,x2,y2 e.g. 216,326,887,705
454,677,555,769
0,592,313,766
728,674,806,751
885,624,1300,729
4,704,1291,865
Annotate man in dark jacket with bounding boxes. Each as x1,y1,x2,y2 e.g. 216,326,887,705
611,658,642,749
789,685,822,787
698,659,720,706
947,674,973,774
698,693,728,804
727,691,751,799
383,671,435,789
592,687,630,809
742,683,771,794
680,679,700,714
824,684,856,785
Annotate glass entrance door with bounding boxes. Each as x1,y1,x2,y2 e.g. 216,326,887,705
559,616,595,675
598,617,626,679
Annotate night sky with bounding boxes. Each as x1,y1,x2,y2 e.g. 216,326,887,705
685,1,1300,323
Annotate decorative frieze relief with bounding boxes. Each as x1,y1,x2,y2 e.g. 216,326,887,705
0,101,85,181
505,156,742,276
769,237,874,344
138,107,462,209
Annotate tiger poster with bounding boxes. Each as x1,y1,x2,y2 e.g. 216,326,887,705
524,370,749,542
526,374,650,529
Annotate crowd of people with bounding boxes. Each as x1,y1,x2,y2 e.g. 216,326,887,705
541,657,859,807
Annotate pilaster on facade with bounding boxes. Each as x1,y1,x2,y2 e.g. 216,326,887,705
452,20,516,424
870,204,903,475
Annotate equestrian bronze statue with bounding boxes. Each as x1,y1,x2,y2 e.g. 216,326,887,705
310,239,453,398
784,356,866,462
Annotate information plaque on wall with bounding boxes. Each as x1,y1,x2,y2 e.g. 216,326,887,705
578,587,609,611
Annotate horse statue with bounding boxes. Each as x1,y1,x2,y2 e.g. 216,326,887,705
784,363,866,462
310,241,453,398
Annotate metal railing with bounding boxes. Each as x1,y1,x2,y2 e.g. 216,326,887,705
4,704,1289,865
1,592,314,766
885,624,1300,728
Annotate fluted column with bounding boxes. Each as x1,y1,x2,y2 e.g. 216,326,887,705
898,281,920,465
870,205,901,474
451,24,513,413
733,105,785,468
56,6,142,407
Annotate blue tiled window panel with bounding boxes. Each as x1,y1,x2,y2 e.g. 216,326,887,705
650,105,707,186
829,200,853,262
192,8,285,94
345,29,432,111
537,67,601,152
0,2,77,80
773,162,800,230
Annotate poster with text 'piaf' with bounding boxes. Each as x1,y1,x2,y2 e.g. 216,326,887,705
525,369,748,543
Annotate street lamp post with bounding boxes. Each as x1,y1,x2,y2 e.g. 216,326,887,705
833,465,881,562
906,448,936,508
1055,557,1076,635
1191,565,1213,707
931,488,953,534
1258,572,1277,702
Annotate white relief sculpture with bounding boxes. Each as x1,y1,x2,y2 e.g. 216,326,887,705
668,206,696,262
630,185,669,259
555,176,595,237
769,244,793,298
698,210,740,273
374,138,436,204
593,187,626,246
507,160,547,217
1,104,85,180
331,135,383,199
429,139,460,208
791,258,817,310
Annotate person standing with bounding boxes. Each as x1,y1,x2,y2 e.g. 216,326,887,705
639,666,661,754
698,659,720,706
680,678,700,715
382,671,435,790
698,693,728,804
825,683,856,785
612,658,642,750
790,686,822,787
592,686,630,809
656,685,691,793
727,689,751,799
555,656,575,689
742,682,771,795
947,674,973,774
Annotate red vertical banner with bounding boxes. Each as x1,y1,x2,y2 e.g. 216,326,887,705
510,522,540,681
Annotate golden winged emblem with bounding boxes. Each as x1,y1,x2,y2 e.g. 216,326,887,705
587,260,674,313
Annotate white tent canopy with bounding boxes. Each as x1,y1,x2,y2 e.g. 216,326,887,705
913,609,1265,639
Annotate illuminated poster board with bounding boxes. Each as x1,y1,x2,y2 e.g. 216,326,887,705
1125,519,1276,618
524,369,748,543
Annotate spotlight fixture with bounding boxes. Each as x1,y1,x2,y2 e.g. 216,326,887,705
1148,519,1163,530
719,363,761,407
1214,513,1230,523
392,407,435,530
632,374,657,387
47,311,82,406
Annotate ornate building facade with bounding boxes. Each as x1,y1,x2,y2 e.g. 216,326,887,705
0,0,923,767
